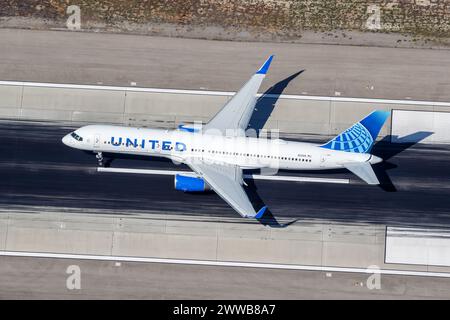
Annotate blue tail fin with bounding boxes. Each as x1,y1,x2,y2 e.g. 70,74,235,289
320,110,390,153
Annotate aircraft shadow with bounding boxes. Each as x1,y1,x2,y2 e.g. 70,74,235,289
245,178,299,228
90,151,188,169
372,131,434,161
371,131,433,192
247,70,305,135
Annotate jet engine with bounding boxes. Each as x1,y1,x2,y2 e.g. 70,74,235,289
174,174,211,192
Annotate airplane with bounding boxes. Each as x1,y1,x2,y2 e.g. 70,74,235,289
62,55,390,219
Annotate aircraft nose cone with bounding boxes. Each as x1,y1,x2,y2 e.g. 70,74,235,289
62,134,71,146
369,155,383,164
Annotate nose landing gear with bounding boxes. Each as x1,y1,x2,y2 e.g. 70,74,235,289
96,152,104,167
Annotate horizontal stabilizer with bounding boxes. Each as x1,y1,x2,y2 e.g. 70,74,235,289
344,162,379,185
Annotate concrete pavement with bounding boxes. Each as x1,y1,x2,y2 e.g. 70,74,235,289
1,80,449,138
1,255,450,299
0,28,449,101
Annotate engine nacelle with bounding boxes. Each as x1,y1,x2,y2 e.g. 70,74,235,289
174,174,210,192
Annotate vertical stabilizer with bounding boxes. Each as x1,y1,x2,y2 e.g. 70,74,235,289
321,110,390,153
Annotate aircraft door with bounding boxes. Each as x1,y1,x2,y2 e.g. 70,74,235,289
320,153,331,168
93,134,101,149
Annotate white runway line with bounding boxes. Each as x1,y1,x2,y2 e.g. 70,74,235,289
98,167,186,176
1,250,449,278
97,167,350,184
246,174,349,184
1,80,450,107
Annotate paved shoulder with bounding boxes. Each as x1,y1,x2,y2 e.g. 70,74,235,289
0,29,449,101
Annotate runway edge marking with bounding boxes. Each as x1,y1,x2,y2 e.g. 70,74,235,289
1,250,449,278
1,80,450,107
97,167,350,184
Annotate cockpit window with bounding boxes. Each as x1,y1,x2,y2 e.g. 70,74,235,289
70,132,83,141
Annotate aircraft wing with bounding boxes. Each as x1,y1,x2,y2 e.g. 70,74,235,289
203,55,274,136
185,159,267,219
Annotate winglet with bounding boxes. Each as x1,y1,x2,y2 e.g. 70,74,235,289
256,55,274,75
178,124,199,133
255,206,267,219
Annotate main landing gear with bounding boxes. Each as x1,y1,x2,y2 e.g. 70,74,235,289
96,152,104,167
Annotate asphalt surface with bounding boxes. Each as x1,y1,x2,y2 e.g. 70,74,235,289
1,29,450,101
1,256,449,299
1,120,449,227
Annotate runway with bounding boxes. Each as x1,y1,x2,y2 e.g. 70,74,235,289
1,120,449,227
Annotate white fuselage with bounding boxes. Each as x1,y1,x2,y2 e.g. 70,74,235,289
62,125,380,170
